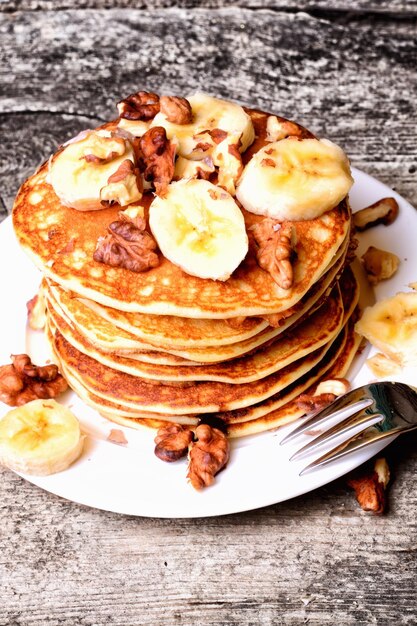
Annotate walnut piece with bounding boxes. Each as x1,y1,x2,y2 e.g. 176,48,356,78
0,354,68,407
347,457,390,514
174,155,215,181
27,284,47,331
100,159,143,207
190,130,243,195
154,423,194,462
160,95,193,124
266,116,303,142
353,197,399,231
117,91,160,121
187,424,230,490
93,210,159,273
251,219,294,289
361,246,400,285
138,127,176,197
296,392,337,414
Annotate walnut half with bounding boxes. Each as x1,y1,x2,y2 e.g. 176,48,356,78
154,423,194,462
353,197,399,231
251,219,295,290
187,424,230,490
0,354,68,407
160,96,193,124
94,210,159,273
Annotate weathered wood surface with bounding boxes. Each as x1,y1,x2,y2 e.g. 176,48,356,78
1,5,417,626
2,1,417,14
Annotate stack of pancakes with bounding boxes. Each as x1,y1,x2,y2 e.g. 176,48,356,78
13,104,361,438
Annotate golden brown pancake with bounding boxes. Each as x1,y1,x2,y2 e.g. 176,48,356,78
13,110,351,318
46,283,344,383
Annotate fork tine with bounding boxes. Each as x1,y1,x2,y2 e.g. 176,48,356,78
289,409,383,462
280,393,373,446
299,429,400,476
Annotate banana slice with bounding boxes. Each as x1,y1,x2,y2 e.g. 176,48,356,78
150,93,255,156
236,138,353,221
49,129,140,211
149,179,248,281
0,399,84,475
355,291,417,366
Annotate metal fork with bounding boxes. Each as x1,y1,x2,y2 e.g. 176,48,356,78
280,382,417,475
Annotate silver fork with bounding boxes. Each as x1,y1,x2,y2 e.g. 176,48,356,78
280,381,417,475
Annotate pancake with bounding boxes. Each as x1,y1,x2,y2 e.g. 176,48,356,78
45,232,350,364
13,109,351,318
50,326,339,415
47,283,344,383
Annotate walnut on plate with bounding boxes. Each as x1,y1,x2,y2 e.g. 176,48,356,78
154,423,194,462
353,197,399,231
0,354,68,407
187,424,230,490
361,246,400,285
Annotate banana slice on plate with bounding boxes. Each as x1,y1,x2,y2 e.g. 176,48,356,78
236,137,353,221
49,129,140,211
0,399,84,476
355,291,417,367
150,93,255,156
149,179,248,281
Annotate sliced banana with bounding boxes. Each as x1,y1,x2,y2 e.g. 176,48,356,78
0,399,84,476
49,129,139,211
236,138,353,221
150,93,255,156
355,291,417,366
149,179,248,281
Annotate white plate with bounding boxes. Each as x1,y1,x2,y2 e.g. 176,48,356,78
1,168,416,518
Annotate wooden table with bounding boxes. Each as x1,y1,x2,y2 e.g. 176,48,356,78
1,2,416,624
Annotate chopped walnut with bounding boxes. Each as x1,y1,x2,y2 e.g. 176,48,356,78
160,95,193,124
174,155,215,181
296,392,337,414
213,138,243,196
81,132,126,164
353,197,399,231
27,285,47,331
266,116,303,142
107,429,128,445
187,424,230,490
251,219,295,289
117,91,160,121
0,354,68,407
93,210,159,273
361,246,400,285
154,423,194,462
100,159,143,207
347,457,390,514
138,127,176,197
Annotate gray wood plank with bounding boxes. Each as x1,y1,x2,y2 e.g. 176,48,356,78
1,1,417,15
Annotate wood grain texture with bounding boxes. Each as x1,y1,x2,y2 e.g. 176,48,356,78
1,5,417,626
1,1,417,15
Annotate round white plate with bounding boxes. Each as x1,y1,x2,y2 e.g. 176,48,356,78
1,168,416,518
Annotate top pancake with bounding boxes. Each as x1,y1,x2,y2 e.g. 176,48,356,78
12,109,351,318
